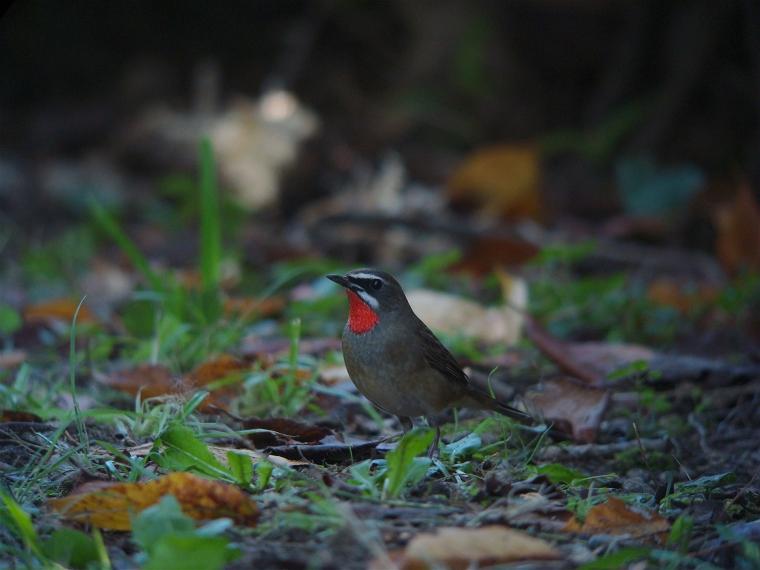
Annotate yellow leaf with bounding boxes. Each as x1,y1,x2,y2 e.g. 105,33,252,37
49,472,259,531
447,144,542,220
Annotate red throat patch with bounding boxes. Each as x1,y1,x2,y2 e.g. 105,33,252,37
346,290,379,334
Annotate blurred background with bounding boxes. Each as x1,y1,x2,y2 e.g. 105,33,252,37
1,0,759,347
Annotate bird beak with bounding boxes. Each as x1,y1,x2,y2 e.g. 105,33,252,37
326,274,350,288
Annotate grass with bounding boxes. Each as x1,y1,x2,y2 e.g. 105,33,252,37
1,140,758,568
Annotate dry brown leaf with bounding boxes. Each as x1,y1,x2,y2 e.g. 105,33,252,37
0,410,43,422
224,296,285,319
647,279,720,313
526,318,656,386
242,417,333,447
0,350,27,370
565,342,655,380
563,497,669,542
452,236,539,274
407,273,527,345
186,354,251,386
49,472,259,530
715,182,760,274
373,526,561,570
23,299,96,325
526,377,610,443
447,144,542,220
98,356,252,411
96,364,177,399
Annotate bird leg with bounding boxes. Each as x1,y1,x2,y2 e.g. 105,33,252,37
427,425,441,458
398,416,413,434
425,416,443,458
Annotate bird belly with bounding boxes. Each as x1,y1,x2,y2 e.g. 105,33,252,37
342,328,454,418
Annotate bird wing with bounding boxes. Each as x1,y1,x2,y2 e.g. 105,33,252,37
414,316,470,387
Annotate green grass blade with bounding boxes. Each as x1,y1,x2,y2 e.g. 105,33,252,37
89,198,163,292
0,493,43,557
199,137,221,295
69,296,90,461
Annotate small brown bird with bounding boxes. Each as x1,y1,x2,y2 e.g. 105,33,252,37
327,268,530,452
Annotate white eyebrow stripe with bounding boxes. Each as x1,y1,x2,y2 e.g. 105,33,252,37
349,273,386,282
356,290,379,309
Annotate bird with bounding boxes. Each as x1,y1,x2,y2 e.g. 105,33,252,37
327,268,531,454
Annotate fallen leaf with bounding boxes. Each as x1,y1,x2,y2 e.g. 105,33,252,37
526,317,655,385
318,364,351,385
0,410,43,422
647,279,720,313
242,417,333,447
23,299,96,325
97,356,251,411
565,342,655,380
374,526,561,569
407,273,527,345
96,364,177,399
525,377,610,443
224,296,285,319
0,350,27,370
715,182,760,274
452,236,539,274
447,144,542,220
563,497,669,542
49,472,259,531
186,354,251,387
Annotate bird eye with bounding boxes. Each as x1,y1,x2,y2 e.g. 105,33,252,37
371,279,383,290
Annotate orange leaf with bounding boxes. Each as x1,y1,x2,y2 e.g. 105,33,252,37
186,354,251,387
447,144,542,221
23,299,96,324
563,497,669,542
373,526,561,570
49,472,259,530
715,182,760,274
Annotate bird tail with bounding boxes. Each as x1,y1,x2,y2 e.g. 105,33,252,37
466,391,533,424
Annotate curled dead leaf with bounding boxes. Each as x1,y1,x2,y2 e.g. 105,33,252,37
242,417,333,447
23,299,96,325
374,525,561,570
563,497,669,542
525,377,610,443
49,472,259,530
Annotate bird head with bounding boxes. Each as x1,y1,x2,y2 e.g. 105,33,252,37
327,269,409,334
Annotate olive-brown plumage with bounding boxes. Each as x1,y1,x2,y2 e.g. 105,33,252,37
327,269,529,451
